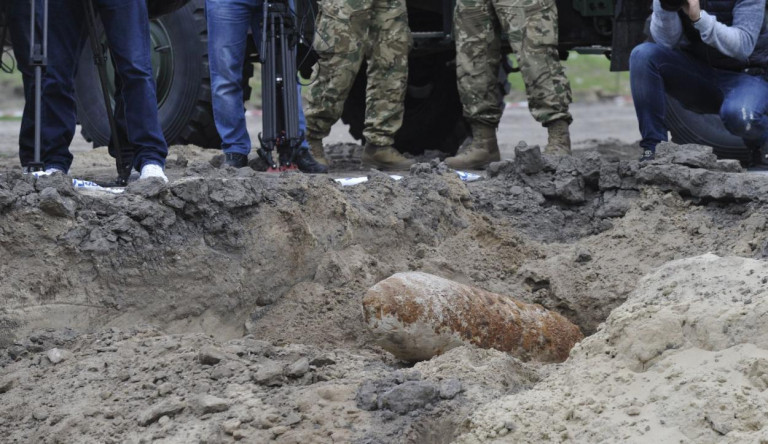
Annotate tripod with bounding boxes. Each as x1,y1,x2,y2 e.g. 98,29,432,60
26,0,47,172
257,0,303,171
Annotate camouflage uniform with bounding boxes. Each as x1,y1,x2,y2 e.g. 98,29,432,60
455,0,572,127
304,0,410,147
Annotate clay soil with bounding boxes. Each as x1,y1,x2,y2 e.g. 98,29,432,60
1,139,768,444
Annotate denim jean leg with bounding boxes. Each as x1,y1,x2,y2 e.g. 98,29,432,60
717,71,768,149
630,43,722,152
109,61,136,167
96,0,168,170
297,84,310,149
208,0,257,156
11,0,85,171
287,0,310,150
9,0,35,167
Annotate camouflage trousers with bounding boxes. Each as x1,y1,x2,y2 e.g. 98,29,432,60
304,0,410,146
455,0,572,127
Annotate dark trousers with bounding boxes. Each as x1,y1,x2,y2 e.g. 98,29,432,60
10,0,167,171
630,42,768,152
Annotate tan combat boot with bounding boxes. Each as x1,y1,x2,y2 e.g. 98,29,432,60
306,137,328,166
543,119,572,156
444,123,500,170
362,144,415,170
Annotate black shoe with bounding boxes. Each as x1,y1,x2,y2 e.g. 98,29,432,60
224,152,248,168
295,149,329,174
639,149,655,162
750,147,768,170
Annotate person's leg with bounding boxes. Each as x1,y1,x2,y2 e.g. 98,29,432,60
454,0,504,128
285,0,312,151
629,42,723,154
208,0,255,158
10,0,85,172
9,0,35,168
717,72,768,163
304,0,367,141
495,0,571,155
363,0,409,147
96,0,167,171
496,0,571,126
445,0,502,169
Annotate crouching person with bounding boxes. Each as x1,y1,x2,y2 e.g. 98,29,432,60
631,0,768,167
10,0,169,181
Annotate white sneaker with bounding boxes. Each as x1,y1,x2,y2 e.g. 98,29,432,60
44,166,67,174
139,163,168,183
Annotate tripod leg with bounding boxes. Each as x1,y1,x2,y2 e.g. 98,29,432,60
28,0,48,171
278,14,301,157
257,11,279,170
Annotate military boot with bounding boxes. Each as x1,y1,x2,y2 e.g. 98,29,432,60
362,144,415,171
444,123,500,170
307,138,328,166
543,119,572,156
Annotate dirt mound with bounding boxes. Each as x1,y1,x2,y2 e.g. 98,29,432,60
455,254,768,443
2,142,768,442
0,162,541,350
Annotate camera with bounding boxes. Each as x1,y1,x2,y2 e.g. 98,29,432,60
660,0,688,11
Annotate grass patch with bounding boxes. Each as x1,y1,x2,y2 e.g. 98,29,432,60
249,51,629,108
0,66,23,88
507,51,630,102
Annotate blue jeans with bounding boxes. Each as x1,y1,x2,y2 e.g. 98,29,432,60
206,0,310,155
630,42,768,152
10,0,167,171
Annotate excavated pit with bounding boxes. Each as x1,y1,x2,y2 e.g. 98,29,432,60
1,142,768,443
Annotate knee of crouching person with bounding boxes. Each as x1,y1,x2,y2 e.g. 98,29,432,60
629,42,662,71
720,101,760,139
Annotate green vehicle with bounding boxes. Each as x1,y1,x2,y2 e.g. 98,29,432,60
70,0,752,162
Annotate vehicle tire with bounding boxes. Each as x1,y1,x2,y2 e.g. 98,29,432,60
665,95,751,163
341,53,468,156
75,0,241,149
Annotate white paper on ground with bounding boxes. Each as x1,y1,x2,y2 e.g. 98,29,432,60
334,175,403,187
29,171,125,194
334,170,481,187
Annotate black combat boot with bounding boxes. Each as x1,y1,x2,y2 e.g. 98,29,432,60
224,152,248,168
295,149,329,174
751,144,768,170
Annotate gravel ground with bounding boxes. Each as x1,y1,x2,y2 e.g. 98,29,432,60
0,100,641,167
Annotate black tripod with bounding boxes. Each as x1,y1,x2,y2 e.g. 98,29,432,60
26,0,47,172
257,0,303,171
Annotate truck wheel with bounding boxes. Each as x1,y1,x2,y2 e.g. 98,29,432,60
75,0,229,149
341,54,468,156
665,95,751,163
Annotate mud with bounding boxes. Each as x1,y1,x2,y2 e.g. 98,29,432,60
2,142,768,443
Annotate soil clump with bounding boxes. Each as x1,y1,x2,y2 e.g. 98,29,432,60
1,142,767,442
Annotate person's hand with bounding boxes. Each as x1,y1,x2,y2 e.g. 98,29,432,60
683,0,702,22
